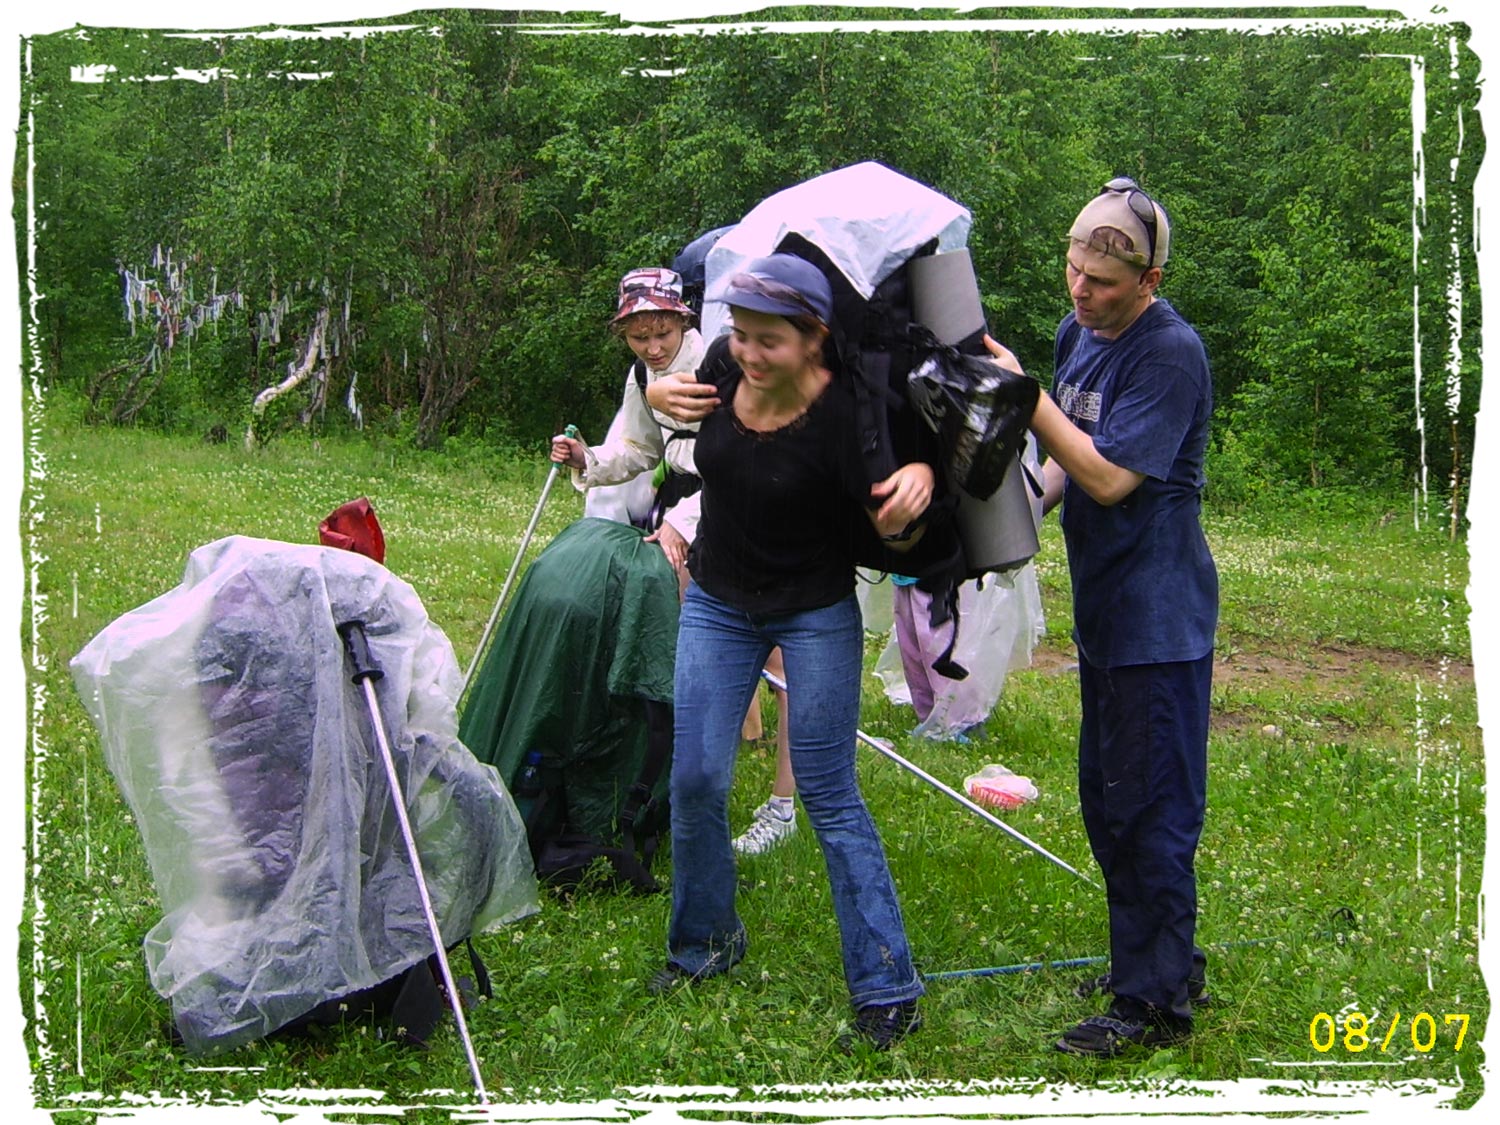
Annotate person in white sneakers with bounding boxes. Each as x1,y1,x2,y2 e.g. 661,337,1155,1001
731,649,795,856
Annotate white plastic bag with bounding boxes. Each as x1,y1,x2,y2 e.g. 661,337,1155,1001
855,569,895,635
874,562,1044,738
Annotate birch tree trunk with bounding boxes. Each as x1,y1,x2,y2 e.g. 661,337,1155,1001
246,308,329,449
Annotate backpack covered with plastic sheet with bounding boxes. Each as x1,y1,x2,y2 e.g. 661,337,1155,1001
459,518,679,893
70,535,540,1053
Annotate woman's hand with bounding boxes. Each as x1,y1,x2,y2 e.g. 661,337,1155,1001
869,462,935,538
982,334,1027,377
550,434,587,469
645,373,720,422
645,519,690,571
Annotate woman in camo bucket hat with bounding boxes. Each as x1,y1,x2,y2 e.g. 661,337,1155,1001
550,266,707,579
611,267,695,323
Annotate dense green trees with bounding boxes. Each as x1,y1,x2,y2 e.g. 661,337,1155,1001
16,8,1482,509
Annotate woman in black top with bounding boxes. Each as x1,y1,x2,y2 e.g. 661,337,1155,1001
646,253,932,1050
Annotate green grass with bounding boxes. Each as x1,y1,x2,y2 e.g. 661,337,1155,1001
21,416,1485,1115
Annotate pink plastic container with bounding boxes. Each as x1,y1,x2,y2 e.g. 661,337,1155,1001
964,764,1039,810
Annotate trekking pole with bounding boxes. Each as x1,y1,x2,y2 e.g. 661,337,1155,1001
923,935,1287,982
924,953,1107,982
460,424,578,700
338,620,490,1105
760,669,1098,889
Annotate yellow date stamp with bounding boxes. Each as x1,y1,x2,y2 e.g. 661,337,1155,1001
1309,1011,1471,1053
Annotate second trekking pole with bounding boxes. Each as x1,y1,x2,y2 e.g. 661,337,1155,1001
460,424,577,700
760,669,1098,889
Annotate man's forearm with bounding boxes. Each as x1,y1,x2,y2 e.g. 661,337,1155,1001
1030,394,1144,507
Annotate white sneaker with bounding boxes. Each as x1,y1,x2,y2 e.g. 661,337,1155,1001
732,800,797,856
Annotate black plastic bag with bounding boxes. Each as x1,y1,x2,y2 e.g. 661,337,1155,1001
908,345,1041,500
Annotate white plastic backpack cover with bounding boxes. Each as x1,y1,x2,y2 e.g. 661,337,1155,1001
700,161,972,341
70,535,540,1053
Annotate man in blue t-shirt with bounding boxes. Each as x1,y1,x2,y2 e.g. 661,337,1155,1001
986,177,1218,1057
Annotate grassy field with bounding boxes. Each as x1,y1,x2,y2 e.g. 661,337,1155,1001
20,414,1485,1117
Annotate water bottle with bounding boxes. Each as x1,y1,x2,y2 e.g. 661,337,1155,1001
513,750,544,822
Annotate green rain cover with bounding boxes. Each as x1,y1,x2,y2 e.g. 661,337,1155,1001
460,518,679,843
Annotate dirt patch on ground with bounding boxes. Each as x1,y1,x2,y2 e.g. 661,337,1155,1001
1026,641,1474,734
1029,640,1471,686
1214,644,1472,687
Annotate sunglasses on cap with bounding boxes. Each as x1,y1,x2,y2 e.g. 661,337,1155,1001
1102,176,1160,269
726,271,824,320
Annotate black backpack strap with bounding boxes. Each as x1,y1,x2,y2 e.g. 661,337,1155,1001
619,699,673,869
646,469,703,533
520,774,564,866
1020,456,1044,499
388,957,446,1049
536,834,661,894
465,939,492,1001
635,359,697,445
927,580,970,681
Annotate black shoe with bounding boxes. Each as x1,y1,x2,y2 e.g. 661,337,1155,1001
1055,1001,1192,1058
1074,969,1211,1007
845,999,922,1051
646,960,732,996
646,964,693,996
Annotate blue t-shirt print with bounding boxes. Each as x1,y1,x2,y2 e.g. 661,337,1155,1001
1051,299,1219,668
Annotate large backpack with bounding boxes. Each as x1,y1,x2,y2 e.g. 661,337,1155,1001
458,518,680,894
698,163,1041,675
776,230,970,583
69,535,539,1053
672,223,735,319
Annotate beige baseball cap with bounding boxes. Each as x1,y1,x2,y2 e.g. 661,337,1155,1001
1069,177,1170,269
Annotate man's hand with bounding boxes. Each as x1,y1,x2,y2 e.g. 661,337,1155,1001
550,434,587,469
869,462,935,539
982,334,1027,377
645,373,719,422
645,519,690,571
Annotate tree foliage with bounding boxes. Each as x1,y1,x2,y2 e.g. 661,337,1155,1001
16,10,1482,503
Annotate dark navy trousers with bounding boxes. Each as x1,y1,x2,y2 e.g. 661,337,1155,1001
1077,652,1212,1022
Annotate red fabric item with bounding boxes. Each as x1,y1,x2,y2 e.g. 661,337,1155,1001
319,498,386,564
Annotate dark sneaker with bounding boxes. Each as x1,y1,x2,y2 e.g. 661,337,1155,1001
1074,970,1210,1007
647,956,736,996
845,999,923,1051
1055,1002,1192,1058
647,964,691,996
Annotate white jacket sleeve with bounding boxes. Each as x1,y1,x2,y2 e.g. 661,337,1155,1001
662,432,697,479
660,488,701,545
571,369,664,492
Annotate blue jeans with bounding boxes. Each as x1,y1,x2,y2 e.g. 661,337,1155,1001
1078,653,1212,1021
666,582,924,1010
